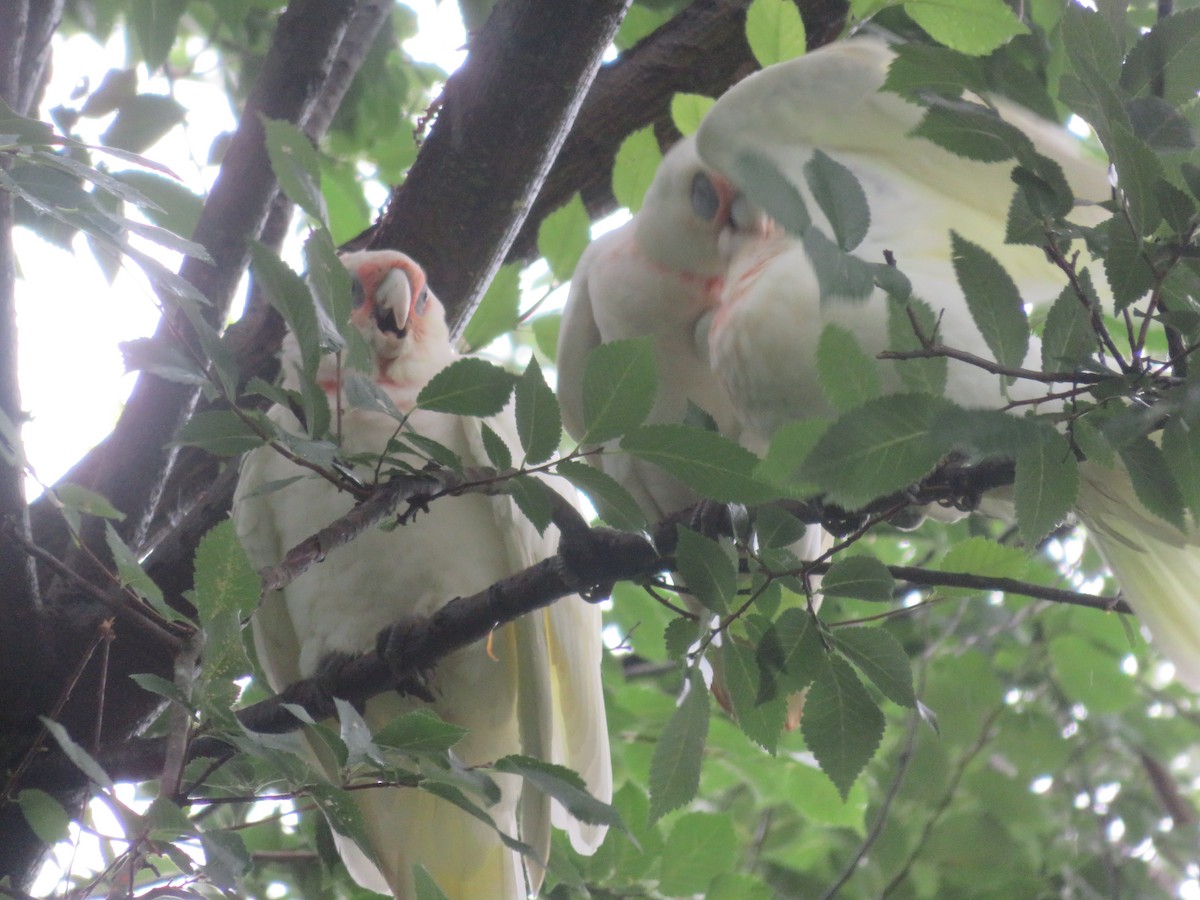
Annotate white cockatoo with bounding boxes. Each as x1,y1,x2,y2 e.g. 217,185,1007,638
557,135,751,523
556,136,829,728
695,38,1200,689
234,250,611,899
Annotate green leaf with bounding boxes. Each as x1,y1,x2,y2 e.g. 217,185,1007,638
40,717,115,791
495,756,626,830
101,94,186,152
753,505,809,550
1119,7,1200,104
1162,419,1200,522
53,484,126,522
832,626,916,708
805,227,876,302
200,830,250,890
177,410,268,457
950,232,1030,372
913,103,1027,163
729,148,811,235
612,126,662,213
622,424,779,504
114,170,202,239
414,865,450,900
1014,428,1079,545
744,0,806,67
1104,218,1155,312
1118,436,1186,531
16,789,70,844
1049,634,1137,713
262,116,326,222
514,357,560,465
193,520,259,623
462,264,520,351
883,42,988,99
509,475,555,535
648,670,710,823
250,243,325,380
674,527,738,615
538,193,590,281
757,607,824,696
904,0,1027,56
887,295,947,396
800,656,885,800
374,710,468,754
555,460,647,531
659,812,739,896
303,229,356,359
531,313,561,363
1108,120,1167,237
720,637,787,752
664,617,702,661
756,418,829,489
816,323,882,412
417,358,516,416
799,394,951,509
1041,284,1097,370
938,537,1029,598
580,337,657,445
105,522,173,620
480,422,512,470
805,150,869,252
1061,1,1124,85
120,336,208,386
821,556,895,604
670,93,715,137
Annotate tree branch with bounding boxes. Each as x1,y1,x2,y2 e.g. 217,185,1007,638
368,0,633,335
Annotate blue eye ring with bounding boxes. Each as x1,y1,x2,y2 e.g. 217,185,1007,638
691,171,720,221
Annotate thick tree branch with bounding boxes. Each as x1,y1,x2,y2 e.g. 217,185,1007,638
368,0,633,333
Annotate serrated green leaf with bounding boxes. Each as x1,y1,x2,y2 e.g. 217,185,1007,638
1104,218,1155,311
938,536,1029,598
1119,7,1200,104
670,93,715,137
883,42,988,99
114,170,201,239
659,812,739,895
251,243,325,381
757,607,824,696
200,830,250,889
664,617,702,661
1108,120,1166,238
462,264,521,351
262,116,325,222
1041,284,1098,370
496,755,626,830
674,527,737,615
832,626,916,707
1162,420,1200,521
744,0,806,67
753,504,809,550
1015,429,1079,545
538,193,590,281
648,670,709,823
16,789,70,844
1118,436,1186,531
816,323,882,412
417,358,516,416
612,126,662,213
193,520,259,623
805,150,869,252
623,424,779,504
515,357,560,464
555,459,647,531
479,423,512,470
913,103,1027,163
951,232,1030,372
821,556,895,603
374,710,468,754
177,410,268,457
1073,417,1116,468
805,227,876,302
800,657,885,800
509,475,555,535
303,229,355,359
53,483,126,521
905,0,1027,56
580,337,656,445
105,522,174,620
531,313,561,363
799,394,951,509
720,637,786,752
729,148,810,235
1061,1,1124,84
756,418,829,489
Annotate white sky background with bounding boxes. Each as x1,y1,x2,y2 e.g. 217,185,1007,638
15,1,468,494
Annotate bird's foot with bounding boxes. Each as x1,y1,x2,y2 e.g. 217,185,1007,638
375,617,437,703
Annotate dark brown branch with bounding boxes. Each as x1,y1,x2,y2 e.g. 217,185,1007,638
368,0,633,334
877,345,1118,385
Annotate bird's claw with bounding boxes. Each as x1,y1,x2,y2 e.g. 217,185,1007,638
375,618,437,703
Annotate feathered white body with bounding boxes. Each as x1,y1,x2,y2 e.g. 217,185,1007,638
557,136,748,523
234,251,610,899
696,38,1200,690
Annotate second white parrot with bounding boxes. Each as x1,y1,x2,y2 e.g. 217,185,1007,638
234,250,611,899
695,38,1200,690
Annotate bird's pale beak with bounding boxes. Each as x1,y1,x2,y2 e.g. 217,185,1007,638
374,267,412,338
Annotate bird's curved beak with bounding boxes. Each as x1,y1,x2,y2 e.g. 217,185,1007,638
373,267,413,338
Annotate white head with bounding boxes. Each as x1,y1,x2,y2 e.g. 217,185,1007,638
635,135,773,277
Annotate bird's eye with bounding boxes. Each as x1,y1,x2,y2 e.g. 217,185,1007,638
690,172,720,221
350,276,367,309
414,285,429,317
